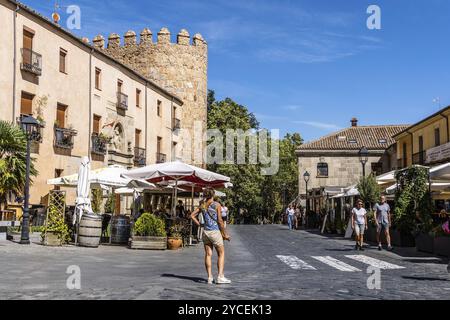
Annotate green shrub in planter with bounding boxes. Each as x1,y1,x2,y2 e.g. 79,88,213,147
41,204,70,245
134,213,166,237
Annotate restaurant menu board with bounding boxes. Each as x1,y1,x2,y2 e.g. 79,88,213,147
426,142,450,164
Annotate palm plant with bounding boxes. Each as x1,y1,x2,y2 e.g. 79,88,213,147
0,121,37,209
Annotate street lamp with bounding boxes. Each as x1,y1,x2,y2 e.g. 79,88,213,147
303,171,310,213
19,115,41,245
358,147,369,177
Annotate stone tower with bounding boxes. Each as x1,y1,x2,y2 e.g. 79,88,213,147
92,28,208,165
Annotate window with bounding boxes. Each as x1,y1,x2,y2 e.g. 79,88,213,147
418,136,424,152
435,128,441,146
95,68,101,90
348,139,357,144
378,138,387,144
317,162,328,177
172,141,177,159
56,104,67,128
20,91,34,115
135,129,141,148
371,163,383,176
93,115,101,134
136,89,141,108
55,169,64,178
157,100,162,117
117,79,123,93
157,136,162,153
23,28,34,51
59,48,67,73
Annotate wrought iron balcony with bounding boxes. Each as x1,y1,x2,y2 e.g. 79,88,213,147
117,92,128,110
412,151,426,165
54,126,77,149
21,48,42,76
156,152,167,164
134,147,146,167
172,118,181,130
91,133,108,155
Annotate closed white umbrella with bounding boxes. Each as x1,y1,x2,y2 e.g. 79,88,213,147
74,156,94,245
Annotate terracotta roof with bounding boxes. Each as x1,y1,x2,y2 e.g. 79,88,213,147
297,125,409,151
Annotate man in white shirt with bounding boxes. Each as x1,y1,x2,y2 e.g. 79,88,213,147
286,205,295,230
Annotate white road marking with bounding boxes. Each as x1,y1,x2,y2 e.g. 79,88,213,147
276,255,317,270
311,256,361,272
345,255,405,270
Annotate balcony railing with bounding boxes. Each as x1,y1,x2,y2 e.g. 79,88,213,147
54,126,77,149
117,92,128,110
134,147,146,167
21,48,42,76
412,151,426,165
156,152,167,164
17,115,44,142
91,133,108,155
172,118,181,130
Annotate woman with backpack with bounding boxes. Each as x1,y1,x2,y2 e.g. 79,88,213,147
191,188,231,285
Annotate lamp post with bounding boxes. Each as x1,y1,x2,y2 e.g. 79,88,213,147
303,171,310,212
358,147,369,177
19,115,40,245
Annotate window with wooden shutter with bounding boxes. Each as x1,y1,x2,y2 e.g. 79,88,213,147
135,129,141,148
93,115,101,134
56,104,67,128
136,89,141,108
20,92,34,115
23,29,34,65
59,48,67,73
95,68,101,90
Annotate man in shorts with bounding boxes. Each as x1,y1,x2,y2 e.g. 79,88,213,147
374,195,393,251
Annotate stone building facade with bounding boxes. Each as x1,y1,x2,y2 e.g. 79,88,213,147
0,0,206,208
92,27,208,165
296,118,408,208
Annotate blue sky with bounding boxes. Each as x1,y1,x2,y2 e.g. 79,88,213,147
22,0,450,142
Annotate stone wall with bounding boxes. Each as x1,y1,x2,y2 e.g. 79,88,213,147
92,28,208,165
298,154,383,194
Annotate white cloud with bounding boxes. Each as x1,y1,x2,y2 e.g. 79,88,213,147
294,121,342,131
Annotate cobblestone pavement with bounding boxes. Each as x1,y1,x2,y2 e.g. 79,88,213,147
1,225,450,300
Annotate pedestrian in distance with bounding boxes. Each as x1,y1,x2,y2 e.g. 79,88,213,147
221,202,229,228
294,205,301,229
286,205,295,230
191,188,231,285
374,195,393,251
351,199,368,251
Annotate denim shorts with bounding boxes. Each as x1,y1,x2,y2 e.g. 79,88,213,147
377,221,390,233
355,223,365,236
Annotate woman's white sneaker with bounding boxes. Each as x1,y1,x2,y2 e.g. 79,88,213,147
216,276,231,284
207,277,214,284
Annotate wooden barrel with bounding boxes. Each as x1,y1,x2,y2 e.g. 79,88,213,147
78,214,102,248
111,215,131,244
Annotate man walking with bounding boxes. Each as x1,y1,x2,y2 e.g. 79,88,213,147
374,195,393,251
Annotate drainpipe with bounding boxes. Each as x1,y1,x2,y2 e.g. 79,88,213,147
145,82,148,164
88,49,93,160
12,5,19,123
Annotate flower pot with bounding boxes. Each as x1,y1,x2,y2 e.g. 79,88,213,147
129,236,167,250
391,229,415,247
42,231,62,246
415,232,434,254
433,237,450,257
30,232,42,244
167,237,183,250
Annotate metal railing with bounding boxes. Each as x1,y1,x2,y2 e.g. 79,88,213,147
21,48,42,76
172,118,181,130
412,151,426,165
156,152,167,163
54,126,77,149
134,147,146,167
91,133,108,155
117,92,128,110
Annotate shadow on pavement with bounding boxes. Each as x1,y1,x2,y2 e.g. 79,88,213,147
161,273,207,283
402,276,450,282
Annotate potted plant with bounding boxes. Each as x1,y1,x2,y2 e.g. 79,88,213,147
41,204,70,246
129,213,167,250
167,224,183,250
432,224,450,257
7,226,44,243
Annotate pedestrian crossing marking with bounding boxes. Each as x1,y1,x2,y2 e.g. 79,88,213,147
276,255,317,270
311,256,361,272
345,255,405,270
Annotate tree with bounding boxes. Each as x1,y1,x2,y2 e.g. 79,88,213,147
357,174,381,209
0,121,37,209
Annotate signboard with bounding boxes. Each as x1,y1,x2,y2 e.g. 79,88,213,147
426,142,450,164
